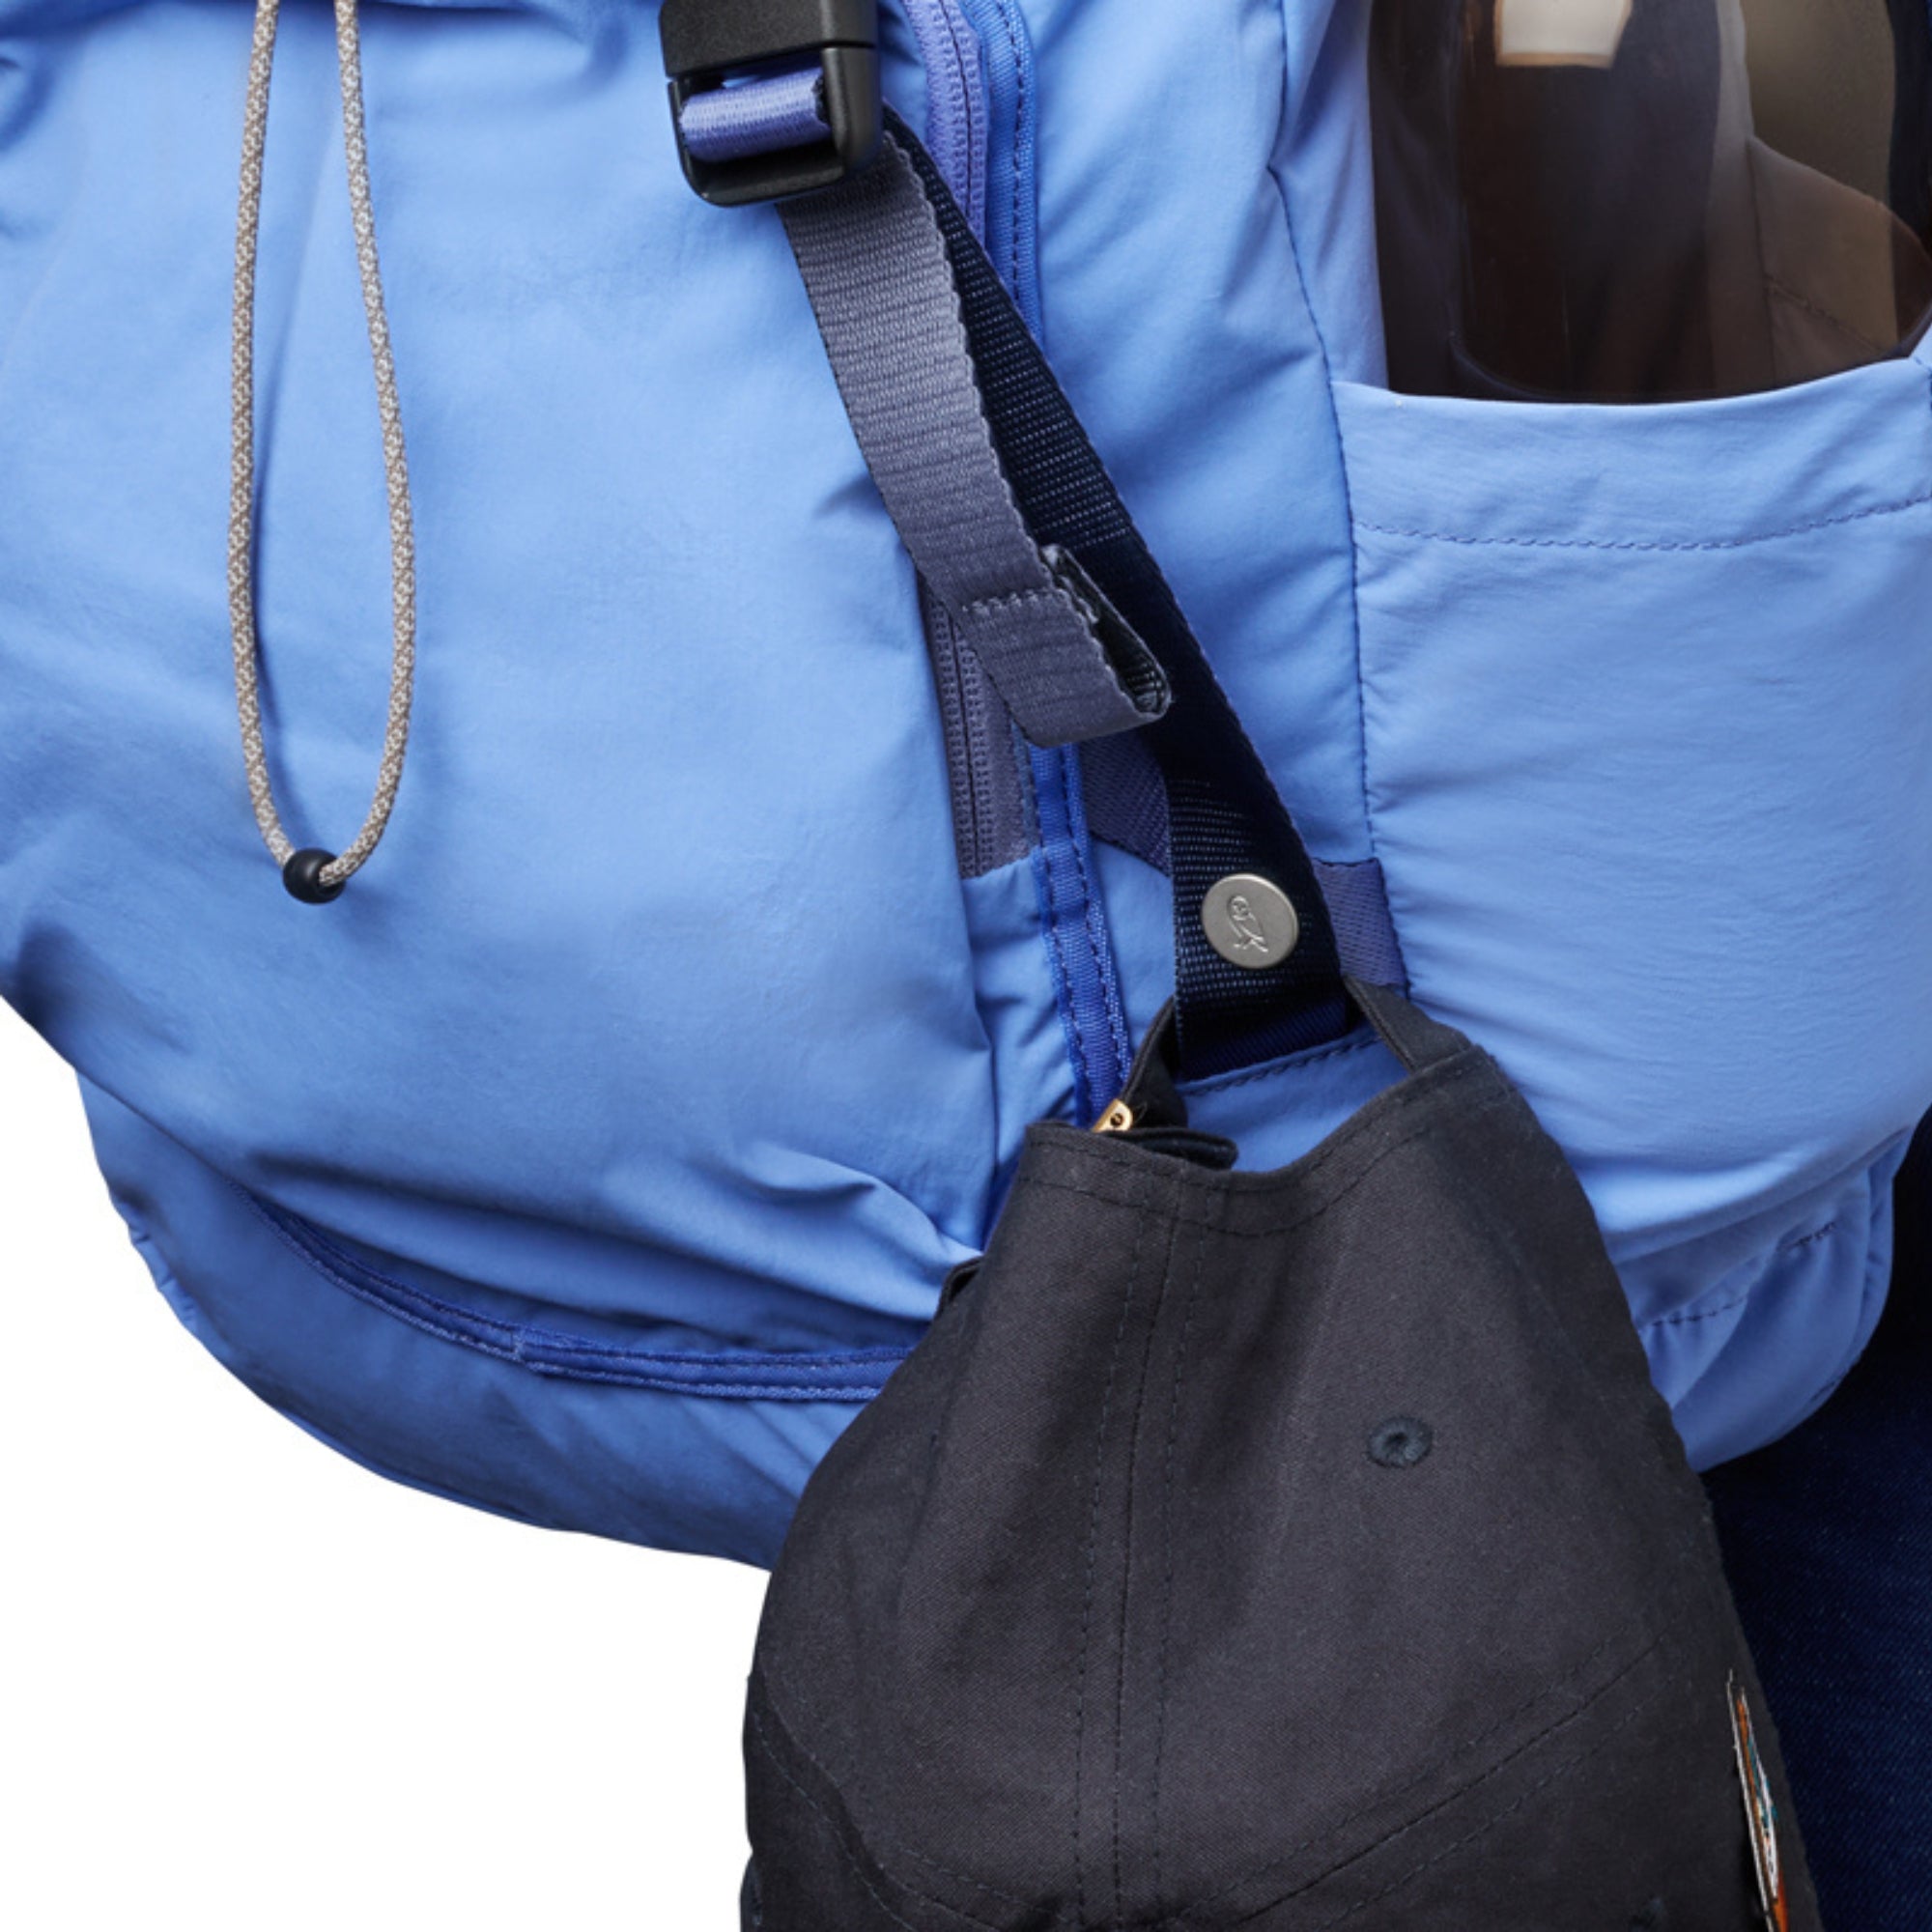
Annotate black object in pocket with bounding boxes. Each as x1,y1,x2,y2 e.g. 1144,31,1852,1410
1372,0,1932,401
742,982,1820,1929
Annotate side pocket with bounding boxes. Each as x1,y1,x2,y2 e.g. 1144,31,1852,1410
1334,353,1932,1451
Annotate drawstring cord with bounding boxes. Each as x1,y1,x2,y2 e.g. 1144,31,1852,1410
229,0,417,904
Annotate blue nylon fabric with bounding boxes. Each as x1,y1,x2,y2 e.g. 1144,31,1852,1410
1028,736,1132,1120
1026,740,1132,1122
1026,0,1375,870
0,0,997,1562
3,0,1929,1568
1330,359,1932,1461
81,1072,856,1565
1031,0,1932,1465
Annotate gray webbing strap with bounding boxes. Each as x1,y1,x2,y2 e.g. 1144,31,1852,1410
780,135,1169,750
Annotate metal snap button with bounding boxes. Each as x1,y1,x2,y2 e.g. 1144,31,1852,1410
1202,874,1299,971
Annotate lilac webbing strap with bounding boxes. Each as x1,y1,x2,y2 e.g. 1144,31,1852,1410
680,68,828,166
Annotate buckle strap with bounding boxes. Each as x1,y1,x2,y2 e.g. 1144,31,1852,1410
679,65,831,170
663,0,884,207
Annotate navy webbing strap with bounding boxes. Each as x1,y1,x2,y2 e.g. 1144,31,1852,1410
781,145,1171,751
781,117,1351,1081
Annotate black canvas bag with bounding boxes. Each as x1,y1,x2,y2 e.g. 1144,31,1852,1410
740,113,1821,1932
743,984,1821,1930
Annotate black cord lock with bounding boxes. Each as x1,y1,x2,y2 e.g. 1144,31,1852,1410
282,848,346,905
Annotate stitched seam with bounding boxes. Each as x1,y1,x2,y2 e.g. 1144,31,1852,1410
942,0,985,225
1635,1215,1852,1332
1064,1049,1490,1201
758,1673,1078,1923
238,1187,907,1399
1765,275,1891,356
1032,830,1097,1124
268,1198,911,1368
1112,1211,1183,1922
1260,1638,1701,1932
1264,0,1389,989
1355,489,1932,553
1640,1287,1754,1331
907,0,982,220
961,585,1067,613
745,1701,928,1932
880,1848,1062,1920
1150,1213,1209,1920
1028,1077,1511,1239
1179,1031,1379,1097
1074,1198,1159,1924
273,1202,908,1372
1168,1539,1709,1923
1778,1217,1841,1255
1000,0,1027,313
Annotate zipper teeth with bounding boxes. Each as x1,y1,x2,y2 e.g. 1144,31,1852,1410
948,620,988,872
898,0,986,228
923,587,978,875
959,648,1003,872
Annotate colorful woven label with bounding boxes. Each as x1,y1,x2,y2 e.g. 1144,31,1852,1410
1730,1676,1789,1931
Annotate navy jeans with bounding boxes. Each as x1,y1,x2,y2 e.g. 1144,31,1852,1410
1706,1120,1931,1926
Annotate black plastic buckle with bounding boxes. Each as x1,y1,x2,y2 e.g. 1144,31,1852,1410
662,0,883,208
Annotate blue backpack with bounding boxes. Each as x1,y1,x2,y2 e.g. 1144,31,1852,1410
3,0,1927,1569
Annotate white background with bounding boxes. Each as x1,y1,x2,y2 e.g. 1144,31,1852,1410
0,999,765,1929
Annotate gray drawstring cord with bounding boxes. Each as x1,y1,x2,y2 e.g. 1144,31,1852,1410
229,0,417,904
